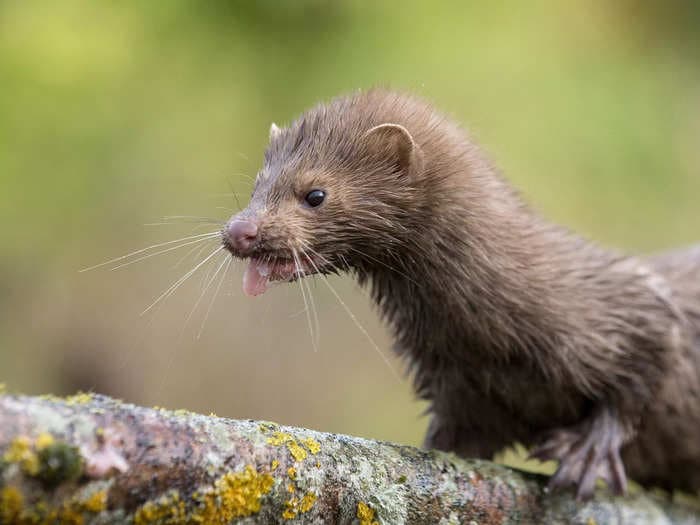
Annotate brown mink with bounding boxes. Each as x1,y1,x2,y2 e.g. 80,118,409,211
222,88,700,500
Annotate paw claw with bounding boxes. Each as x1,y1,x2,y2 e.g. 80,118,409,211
531,407,628,500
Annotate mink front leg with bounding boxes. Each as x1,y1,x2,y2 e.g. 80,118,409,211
530,404,629,500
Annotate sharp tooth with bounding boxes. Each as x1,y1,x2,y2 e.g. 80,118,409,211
257,261,270,277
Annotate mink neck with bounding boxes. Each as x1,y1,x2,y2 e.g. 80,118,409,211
359,157,612,363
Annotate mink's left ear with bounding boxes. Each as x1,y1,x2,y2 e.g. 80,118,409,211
363,123,424,179
269,122,282,140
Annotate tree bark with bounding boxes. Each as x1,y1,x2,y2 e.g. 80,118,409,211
0,393,698,524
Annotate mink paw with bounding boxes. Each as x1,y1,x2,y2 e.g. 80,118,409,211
529,406,628,501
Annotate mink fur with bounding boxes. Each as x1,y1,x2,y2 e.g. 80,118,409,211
225,89,700,498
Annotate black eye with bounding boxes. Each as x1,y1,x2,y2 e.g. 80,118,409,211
305,189,326,207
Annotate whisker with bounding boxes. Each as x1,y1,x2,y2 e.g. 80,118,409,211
298,247,321,350
298,241,335,269
347,246,419,286
198,256,232,339
233,171,254,182
161,215,223,224
80,231,220,272
299,249,400,380
180,254,229,337
292,249,318,353
338,254,352,272
226,179,243,211
172,239,214,269
141,246,224,315
198,248,221,291
109,235,218,271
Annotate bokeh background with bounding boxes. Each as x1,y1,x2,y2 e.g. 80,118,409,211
1,1,699,467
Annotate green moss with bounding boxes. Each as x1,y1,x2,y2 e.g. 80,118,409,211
36,441,84,487
2,433,83,487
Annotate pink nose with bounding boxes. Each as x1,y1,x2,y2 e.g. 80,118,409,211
226,219,259,253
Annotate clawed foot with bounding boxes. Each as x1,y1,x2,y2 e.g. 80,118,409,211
529,406,628,501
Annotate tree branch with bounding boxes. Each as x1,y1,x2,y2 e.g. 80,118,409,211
0,393,698,524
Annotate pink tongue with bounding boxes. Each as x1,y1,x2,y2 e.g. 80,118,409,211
243,260,270,297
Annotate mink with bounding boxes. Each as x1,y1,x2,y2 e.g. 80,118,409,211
222,88,700,499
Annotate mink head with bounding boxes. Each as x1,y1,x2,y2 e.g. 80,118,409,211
222,92,429,296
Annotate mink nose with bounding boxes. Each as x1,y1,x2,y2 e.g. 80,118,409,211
226,219,259,253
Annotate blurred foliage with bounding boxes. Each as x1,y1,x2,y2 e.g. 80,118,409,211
0,1,698,466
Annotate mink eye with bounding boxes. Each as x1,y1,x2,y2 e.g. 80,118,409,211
304,189,326,207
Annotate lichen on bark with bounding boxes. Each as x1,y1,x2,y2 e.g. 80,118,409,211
0,393,699,524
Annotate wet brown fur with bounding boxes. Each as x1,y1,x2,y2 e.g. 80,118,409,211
229,89,700,496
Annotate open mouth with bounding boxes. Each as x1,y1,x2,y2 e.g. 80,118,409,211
242,255,319,297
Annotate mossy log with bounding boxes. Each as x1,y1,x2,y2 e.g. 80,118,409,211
0,394,698,524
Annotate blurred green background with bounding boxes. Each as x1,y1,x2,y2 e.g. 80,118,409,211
1,1,698,463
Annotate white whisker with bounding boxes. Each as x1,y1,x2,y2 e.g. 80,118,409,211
173,239,213,270
298,247,321,350
299,248,399,380
292,249,318,353
80,231,220,272
198,256,232,339
180,254,229,337
141,246,224,316
110,235,218,271
161,215,223,224
347,246,418,286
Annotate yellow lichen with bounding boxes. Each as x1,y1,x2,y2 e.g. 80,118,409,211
287,466,296,479
0,486,23,524
301,437,321,455
286,484,296,494
357,501,380,525
266,431,293,447
82,490,108,513
3,436,40,475
286,441,307,462
0,481,109,524
299,492,317,513
271,460,280,470
35,432,55,450
52,506,85,525
191,465,274,523
65,391,93,405
134,491,187,525
266,431,308,462
258,421,279,433
282,491,317,520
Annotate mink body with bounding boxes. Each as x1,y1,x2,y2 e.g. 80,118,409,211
223,89,700,498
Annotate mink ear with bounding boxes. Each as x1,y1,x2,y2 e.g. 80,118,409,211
269,122,282,140
363,123,423,178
